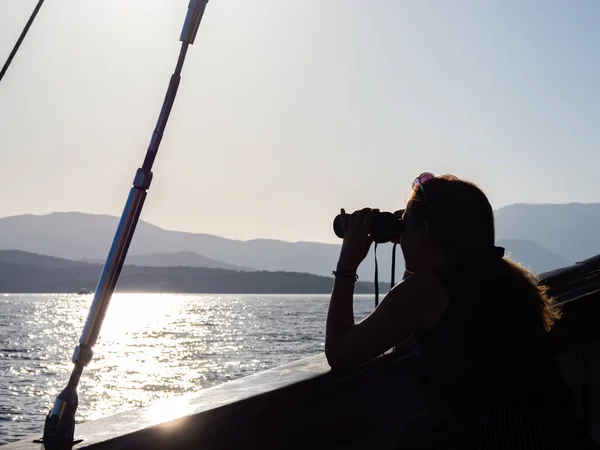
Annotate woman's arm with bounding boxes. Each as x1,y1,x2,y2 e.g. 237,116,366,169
325,207,447,369
325,270,447,369
325,274,358,363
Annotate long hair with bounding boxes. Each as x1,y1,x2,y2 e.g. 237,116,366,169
406,175,561,331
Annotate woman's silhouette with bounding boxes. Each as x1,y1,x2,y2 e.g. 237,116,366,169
326,173,597,449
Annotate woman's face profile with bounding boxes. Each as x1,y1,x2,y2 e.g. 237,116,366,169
400,207,428,272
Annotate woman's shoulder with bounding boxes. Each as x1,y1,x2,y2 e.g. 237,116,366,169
393,270,451,333
395,270,448,299
428,260,500,297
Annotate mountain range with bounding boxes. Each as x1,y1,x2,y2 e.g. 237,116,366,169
84,251,252,272
0,250,383,294
0,203,599,285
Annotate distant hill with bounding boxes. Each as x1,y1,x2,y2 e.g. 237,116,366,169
0,250,384,294
496,239,572,274
0,249,89,270
0,212,372,279
495,203,600,263
0,206,594,281
85,251,252,271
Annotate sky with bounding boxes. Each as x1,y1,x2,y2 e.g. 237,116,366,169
0,0,599,244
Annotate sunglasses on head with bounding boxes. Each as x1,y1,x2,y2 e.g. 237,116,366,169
411,172,459,190
411,172,459,219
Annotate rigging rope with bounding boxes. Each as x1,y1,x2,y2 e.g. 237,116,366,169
0,0,46,84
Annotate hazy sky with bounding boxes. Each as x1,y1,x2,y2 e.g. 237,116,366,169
1,0,598,243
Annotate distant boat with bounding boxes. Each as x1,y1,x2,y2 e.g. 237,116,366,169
76,288,92,295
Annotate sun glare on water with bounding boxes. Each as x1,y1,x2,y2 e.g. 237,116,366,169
4,293,337,442
21,292,332,427
98,293,183,345
83,293,191,421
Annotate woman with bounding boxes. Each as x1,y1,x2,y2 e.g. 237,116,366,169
326,173,597,449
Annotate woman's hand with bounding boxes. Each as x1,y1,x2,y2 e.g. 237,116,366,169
337,207,379,272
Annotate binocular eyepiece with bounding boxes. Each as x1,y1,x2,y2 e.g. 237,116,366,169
333,211,405,244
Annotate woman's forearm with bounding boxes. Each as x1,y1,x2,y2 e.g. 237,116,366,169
325,276,356,362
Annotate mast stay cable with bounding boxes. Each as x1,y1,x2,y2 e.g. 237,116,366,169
0,0,46,84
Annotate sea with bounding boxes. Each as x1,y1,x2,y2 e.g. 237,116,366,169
0,293,375,445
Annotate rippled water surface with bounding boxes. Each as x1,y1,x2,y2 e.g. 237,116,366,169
0,293,374,445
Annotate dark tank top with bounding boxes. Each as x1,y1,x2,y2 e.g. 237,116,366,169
416,260,575,418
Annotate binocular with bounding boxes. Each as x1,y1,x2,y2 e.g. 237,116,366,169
332,211,404,244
